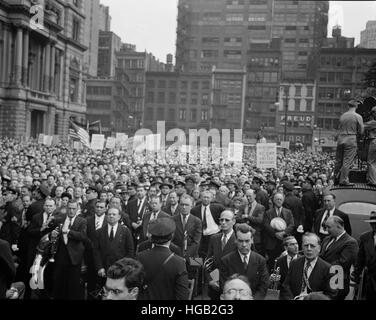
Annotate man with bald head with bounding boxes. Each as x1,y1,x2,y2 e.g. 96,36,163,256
320,215,358,300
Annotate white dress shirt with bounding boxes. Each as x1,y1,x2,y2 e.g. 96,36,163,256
63,214,77,245
238,250,251,265
108,223,119,238
222,230,233,246
95,214,105,230
319,208,335,234
202,205,220,236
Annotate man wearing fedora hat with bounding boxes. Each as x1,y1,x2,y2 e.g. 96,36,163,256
334,99,364,186
352,211,376,300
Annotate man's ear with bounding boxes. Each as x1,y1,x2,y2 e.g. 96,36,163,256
130,287,139,298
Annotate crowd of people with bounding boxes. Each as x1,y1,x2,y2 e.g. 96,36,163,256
0,134,375,301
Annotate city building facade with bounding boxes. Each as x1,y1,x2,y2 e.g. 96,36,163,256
175,0,328,80
360,21,376,49
0,0,87,138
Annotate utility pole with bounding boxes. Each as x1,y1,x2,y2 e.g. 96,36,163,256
283,86,288,155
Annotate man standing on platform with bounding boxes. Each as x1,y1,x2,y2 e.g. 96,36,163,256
334,99,364,186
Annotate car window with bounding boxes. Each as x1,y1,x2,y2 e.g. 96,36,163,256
338,202,376,216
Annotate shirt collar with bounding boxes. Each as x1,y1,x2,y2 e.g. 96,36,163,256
336,230,346,241
238,250,251,261
223,229,233,239
305,257,318,268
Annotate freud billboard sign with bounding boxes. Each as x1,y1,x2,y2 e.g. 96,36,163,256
280,115,314,127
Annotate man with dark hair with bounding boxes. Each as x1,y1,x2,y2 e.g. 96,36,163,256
320,216,358,300
81,186,98,218
280,232,336,300
137,217,189,300
312,193,351,241
102,257,145,300
141,196,169,241
334,99,364,186
219,223,269,300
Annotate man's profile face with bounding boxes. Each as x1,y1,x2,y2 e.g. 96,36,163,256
285,238,299,256
103,277,134,300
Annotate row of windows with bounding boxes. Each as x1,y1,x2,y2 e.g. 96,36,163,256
146,79,210,90
147,92,209,105
317,103,348,115
248,86,278,98
118,59,145,69
284,38,310,43
318,87,353,100
319,72,352,83
248,72,279,83
317,118,340,130
87,100,111,110
87,86,112,96
145,108,209,122
320,55,375,68
248,57,280,67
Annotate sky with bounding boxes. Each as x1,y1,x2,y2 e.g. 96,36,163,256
100,0,376,63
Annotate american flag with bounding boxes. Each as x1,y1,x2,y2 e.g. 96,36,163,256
69,119,90,148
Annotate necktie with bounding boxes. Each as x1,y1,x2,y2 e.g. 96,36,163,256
221,234,227,250
95,219,101,230
321,210,330,230
301,261,311,293
202,206,207,230
243,255,248,270
109,226,114,241
326,237,335,251
68,218,73,229
182,215,187,230
151,212,157,221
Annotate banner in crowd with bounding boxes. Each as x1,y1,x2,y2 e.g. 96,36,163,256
256,143,277,169
91,134,105,150
227,142,244,162
105,137,116,149
115,133,128,149
281,141,290,149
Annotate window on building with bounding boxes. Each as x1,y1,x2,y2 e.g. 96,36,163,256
202,94,209,105
202,37,220,44
201,50,219,58
168,109,175,121
248,25,266,31
190,109,197,122
168,92,176,104
285,26,297,30
202,81,210,90
191,92,198,105
192,81,199,90
157,92,165,103
201,110,208,121
299,38,309,43
180,92,187,104
294,99,300,111
146,80,155,88
226,13,244,22
157,107,164,120
285,38,296,43
147,91,154,103
307,86,313,97
72,18,80,41
69,77,78,102
179,109,186,120
158,80,166,88
224,50,242,59
306,99,313,111
295,86,301,96
181,81,188,89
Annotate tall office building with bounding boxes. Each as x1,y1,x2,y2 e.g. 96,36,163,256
99,4,111,31
176,0,328,80
83,0,100,77
360,21,376,49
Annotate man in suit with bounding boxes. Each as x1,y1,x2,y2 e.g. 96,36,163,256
137,217,189,300
352,211,376,300
282,181,306,247
163,191,181,216
94,207,134,283
263,192,295,271
301,181,319,233
207,209,237,300
313,193,352,241
159,182,173,208
280,232,337,300
81,186,98,218
172,194,202,259
274,236,300,289
320,216,358,300
141,196,170,240
126,184,149,243
102,257,145,300
238,189,265,255
84,200,107,298
25,185,49,222
51,200,87,300
252,176,269,211
191,191,224,258
219,223,269,300
0,239,16,299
